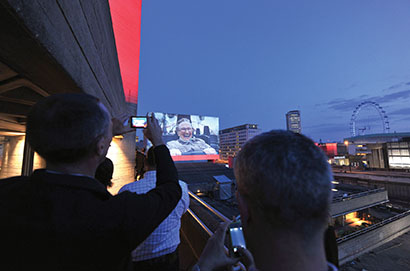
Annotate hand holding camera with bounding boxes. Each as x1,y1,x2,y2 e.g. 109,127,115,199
143,113,164,147
196,221,256,271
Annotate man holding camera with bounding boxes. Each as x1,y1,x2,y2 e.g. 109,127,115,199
0,93,182,271
195,131,338,271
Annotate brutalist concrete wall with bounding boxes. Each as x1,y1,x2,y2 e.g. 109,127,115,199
334,173,410,202
0,136,24,178
331,190,388,217
3,0,137,186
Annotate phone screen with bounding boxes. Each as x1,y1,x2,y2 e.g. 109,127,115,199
229,225,246,254
130,116,147,128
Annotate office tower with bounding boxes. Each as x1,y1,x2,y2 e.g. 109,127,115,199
286,110,301,133
219,124,261,160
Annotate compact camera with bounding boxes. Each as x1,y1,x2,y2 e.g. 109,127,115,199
130,116,147,129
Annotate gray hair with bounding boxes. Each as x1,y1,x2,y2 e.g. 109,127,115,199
234,130,332,238
27,93,110,163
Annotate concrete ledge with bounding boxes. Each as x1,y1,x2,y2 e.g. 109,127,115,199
338,210,410,265
331,189,389,217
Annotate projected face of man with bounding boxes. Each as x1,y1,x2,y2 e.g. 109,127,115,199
177,121,193,142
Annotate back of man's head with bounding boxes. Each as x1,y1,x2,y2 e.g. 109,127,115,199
234,130,332,239
27,93,110,163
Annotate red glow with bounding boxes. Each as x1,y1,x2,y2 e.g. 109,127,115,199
109,0,141,104
315,143,339,157
228,156,234,168
172,154,220,162
326,143,338,156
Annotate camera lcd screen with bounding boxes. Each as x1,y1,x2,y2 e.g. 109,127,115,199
229,226,246,252
130,116,147,128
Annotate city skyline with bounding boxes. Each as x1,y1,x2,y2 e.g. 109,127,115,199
136,1,410,142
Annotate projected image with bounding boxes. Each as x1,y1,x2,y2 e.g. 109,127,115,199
154,113,219,159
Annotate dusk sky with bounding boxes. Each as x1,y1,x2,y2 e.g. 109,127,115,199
137,0,410,142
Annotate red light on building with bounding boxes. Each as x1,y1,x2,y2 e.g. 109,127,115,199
109,0,142,104
228,156,234,168
316,142,340,158
172,154,220,162
326,143,338,156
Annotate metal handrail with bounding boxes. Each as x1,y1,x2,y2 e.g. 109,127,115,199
189,191,231,222
187,208,213,237
332,188,386,203
337,210,410,244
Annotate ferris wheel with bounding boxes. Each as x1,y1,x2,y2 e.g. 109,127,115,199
350,101,390,136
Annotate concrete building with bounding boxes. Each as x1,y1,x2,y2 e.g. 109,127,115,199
219,124,261,160
316,142,349,166
0,0,142,194
344,133,410,170
286,110,301,133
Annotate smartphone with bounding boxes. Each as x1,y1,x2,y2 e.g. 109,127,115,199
130,116,147,128
227,221,246,258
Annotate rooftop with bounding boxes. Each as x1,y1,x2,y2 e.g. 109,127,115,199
219,124,259,134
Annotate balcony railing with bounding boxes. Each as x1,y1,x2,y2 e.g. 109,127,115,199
179,191,245,271
332,187,386,203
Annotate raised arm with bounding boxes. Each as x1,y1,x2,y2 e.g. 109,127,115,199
116,114,182,248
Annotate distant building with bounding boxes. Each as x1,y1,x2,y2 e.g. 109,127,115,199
286,110,301,133
316,142,348,158
316,142,349,166
344,132,410,169
219,124,261,160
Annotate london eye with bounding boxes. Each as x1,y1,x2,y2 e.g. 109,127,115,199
350,101,390,136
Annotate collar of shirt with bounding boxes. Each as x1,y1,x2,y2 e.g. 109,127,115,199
32,169,110,196
45,169,92,178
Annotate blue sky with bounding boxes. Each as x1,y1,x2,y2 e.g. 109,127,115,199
137,0,410,142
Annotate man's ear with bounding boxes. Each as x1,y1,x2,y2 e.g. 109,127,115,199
236,190,251,226
95,135,107,157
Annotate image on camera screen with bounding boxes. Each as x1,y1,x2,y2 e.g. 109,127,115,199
132,117,147,128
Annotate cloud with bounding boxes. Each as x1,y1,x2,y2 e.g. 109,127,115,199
375,89,410,103
382,81,409,92
323,89,410,112
388,83,403,90
389,107,410,116
346,83,357,90
322,98,361,111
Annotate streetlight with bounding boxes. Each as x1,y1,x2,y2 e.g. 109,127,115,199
344,140,349,146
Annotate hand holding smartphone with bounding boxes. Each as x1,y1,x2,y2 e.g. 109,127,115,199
227,220,247,258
